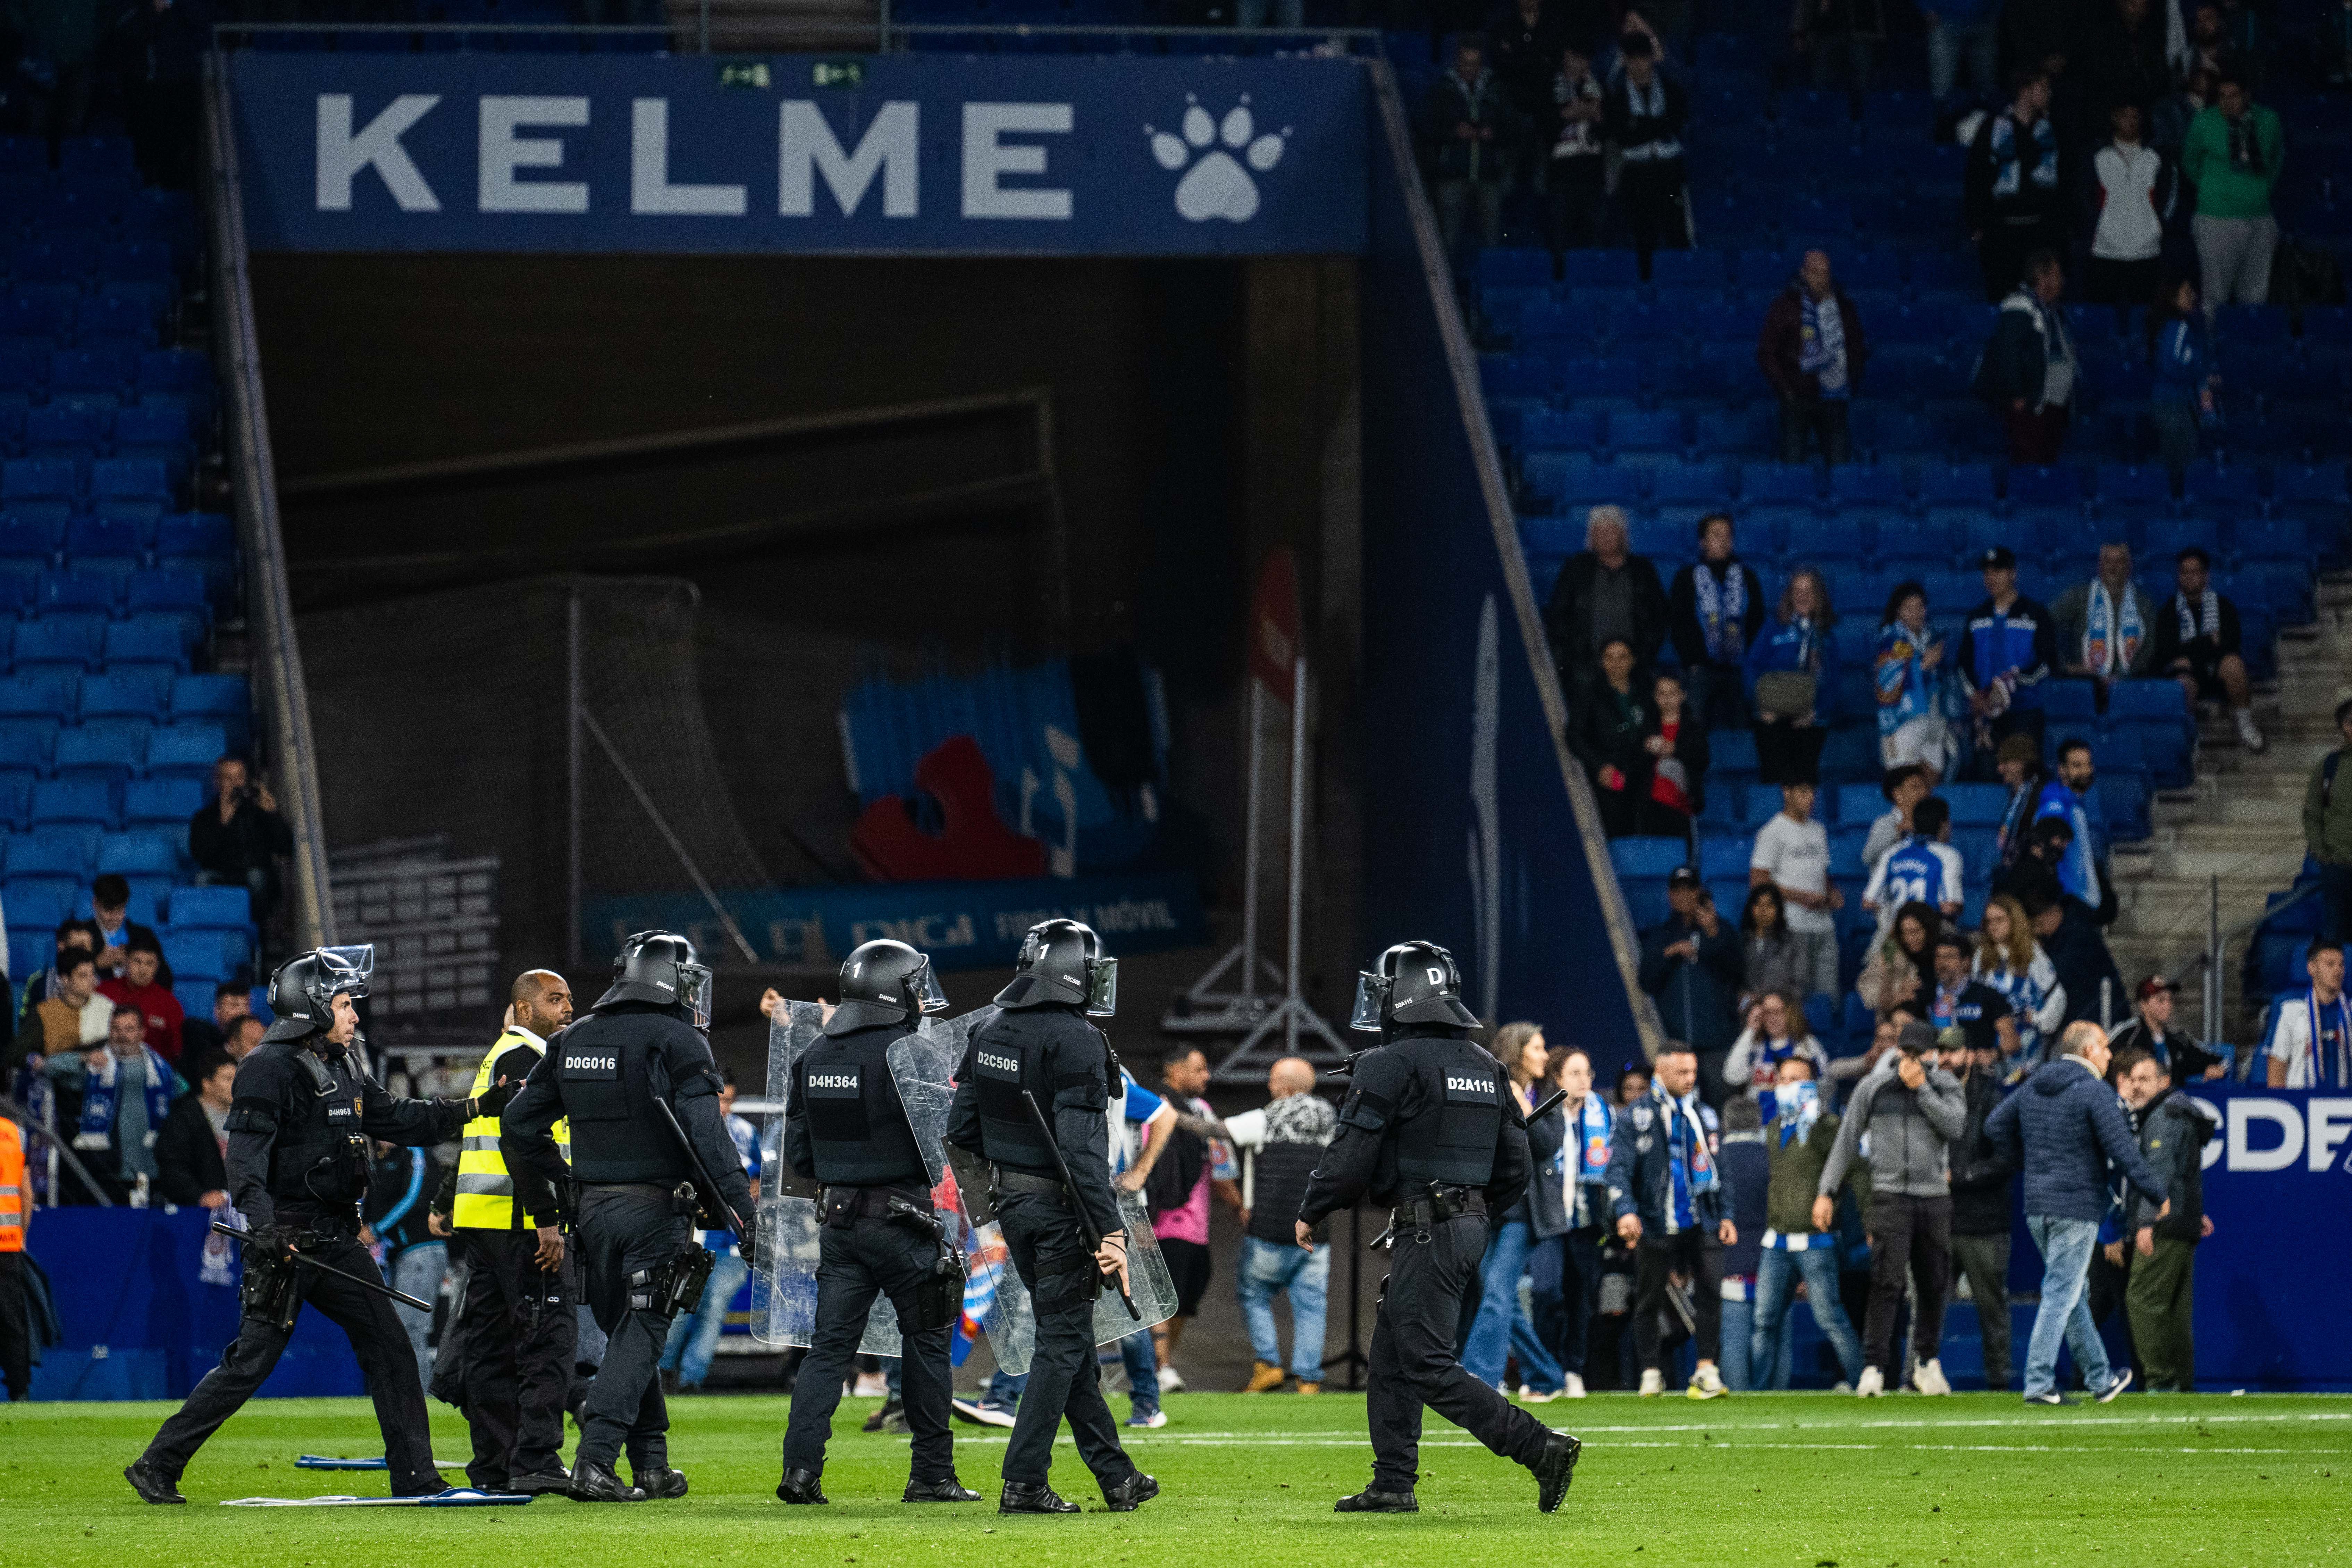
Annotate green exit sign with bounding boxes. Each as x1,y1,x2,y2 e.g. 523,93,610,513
812,58,865,89
716,60,771,90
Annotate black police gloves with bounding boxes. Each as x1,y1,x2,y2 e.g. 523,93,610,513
472,1079,518,1121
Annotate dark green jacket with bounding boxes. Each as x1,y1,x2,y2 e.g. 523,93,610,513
1762,1110,1847,1236
2305,748,2352,866
2124,1088,2216,1242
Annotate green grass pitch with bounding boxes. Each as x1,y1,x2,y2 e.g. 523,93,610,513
4,1389,2348,1565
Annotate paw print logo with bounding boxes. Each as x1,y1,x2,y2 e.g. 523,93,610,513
1146,95,1289,224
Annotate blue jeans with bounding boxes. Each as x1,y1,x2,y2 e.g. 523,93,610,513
1752,1246,1866,1387
1236,1235,1330,1381
1461,1219,1565,1393
1927,18,1998,100
2024,1215,2111,1397
386,1242,447,1392
980,1367,1025,1412
659,1250,749,1388
1117,1327,1160,1417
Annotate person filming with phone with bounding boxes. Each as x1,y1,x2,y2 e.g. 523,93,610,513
189,754,294,934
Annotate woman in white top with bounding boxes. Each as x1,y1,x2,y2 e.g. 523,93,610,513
1722,989,1833,1118
1971,893,2065,1068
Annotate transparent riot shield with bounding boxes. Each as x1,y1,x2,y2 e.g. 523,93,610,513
749,999,830,1350
1096,1185,1179,1343
909,1006,1037,1374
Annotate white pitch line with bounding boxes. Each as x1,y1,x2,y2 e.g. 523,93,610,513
1060,1411,2352,1440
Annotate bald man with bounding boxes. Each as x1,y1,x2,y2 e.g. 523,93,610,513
1222,1057,1339,1393
434,970,579,1493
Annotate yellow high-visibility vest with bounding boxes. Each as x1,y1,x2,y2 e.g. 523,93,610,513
452,1029,568,1231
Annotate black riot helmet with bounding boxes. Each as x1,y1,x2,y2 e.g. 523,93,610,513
595,930,713,1028
994,918,1117,1017
260,945,375,1044
824,938,949,1036
1350,941,1480,1033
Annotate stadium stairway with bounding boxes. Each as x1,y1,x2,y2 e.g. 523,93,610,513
2108,571,2352,1038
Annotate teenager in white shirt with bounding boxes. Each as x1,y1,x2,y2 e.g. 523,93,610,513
1749,780,1843,999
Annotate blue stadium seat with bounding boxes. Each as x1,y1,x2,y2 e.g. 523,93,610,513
51,347,133,397
1523,452,1633,509
1834,782,1885,826
2042,681,2099,721
9,617,103,671
64,514,145,562
167,883,251,930
0,513,62,562
123,774,203,826
2182,462,2262,509
0,768,29,828
101,617,192,676
52,720,147,782
1917,463,1998,508
144,722,227,780
1828,464,1908,509
1702,834,1757,878
25,399,109,450
30,777,113,827
1835,251,1903,288
1561,250,1641,288
169,674,247,725
1649,250,1730,289
74,292,157,345
1482,355,1556,399
2006,465,2085,507
77,669,169,721
1626,513,1692,560
1742,464,1824,506
1477,249,1553,289
155,512,234,562
1695,404,1774,456
1944,782,2009,824
2,458,80,505
161,928,232,982
1793,515,1867,561
1650,459,1736,506
135,350,209,396
90,458,170,504
1517,406,1602,452
95,829,179,875
126,570,209,619
1610,836,1693,880
0,715,60,770
3,884,77,939
1609,409,1687,454
2235,517,2308,563
1712,727,1760,775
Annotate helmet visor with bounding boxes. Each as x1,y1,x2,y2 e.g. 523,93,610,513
912,958,949,1015
1084,957,1119,1018
675,961,714,1029
1350,972,1386,1033
317,945,375,1001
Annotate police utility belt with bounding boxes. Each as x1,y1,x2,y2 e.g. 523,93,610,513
990,1165,1067,1200
1384,1183,1486,1243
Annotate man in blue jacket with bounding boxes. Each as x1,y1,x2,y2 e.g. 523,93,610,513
1637,872,1743,1089
1958,547,2059,782
1984,1021,2170,1405
1606,1045,1738,1400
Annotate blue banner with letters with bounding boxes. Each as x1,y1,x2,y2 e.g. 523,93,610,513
227,51,1368,254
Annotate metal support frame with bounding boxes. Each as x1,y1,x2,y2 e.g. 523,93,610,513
576,706,761,967
1165,676,1283,1034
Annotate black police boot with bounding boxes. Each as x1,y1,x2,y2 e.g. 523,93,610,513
863,1397,907,1433
998,1481,1080,1515
633,1466,689,1500
1101,1472,1159,1513
776,1467,829,1505
124,1458,184,1505
567,1459,646,1502
1529,1429,1583,1514
392,1472,452,1498
903,1475,983,1503
1334,1488,1418,1513
509,1469,572,1496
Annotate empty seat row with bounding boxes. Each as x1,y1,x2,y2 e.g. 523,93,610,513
0,668,236,718
0,345,209,396
0,769,205,829
0,566,217,615
0,512,226,561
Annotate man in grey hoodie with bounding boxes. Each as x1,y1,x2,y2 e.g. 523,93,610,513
1985,1021,2170,1406
1814,1021,1967,1398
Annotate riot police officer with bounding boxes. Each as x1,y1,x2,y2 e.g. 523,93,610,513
126,946,506,1504
503,931,752,1504
1295,942,1582,1517
775,939,981,1506
944,919,1157,1516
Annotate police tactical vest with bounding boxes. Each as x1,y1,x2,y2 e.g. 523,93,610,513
557,1011,689,1185
263,1042,373,1213
799,1024,925,1188
454,1031,569,1230
1392,1037,1505,1190
970,1007,1100,1175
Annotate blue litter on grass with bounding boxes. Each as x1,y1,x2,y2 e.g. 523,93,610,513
293,1455,471,1471
222,1487,530,1507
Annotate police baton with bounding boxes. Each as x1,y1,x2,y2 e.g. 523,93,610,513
651,1097,752,1253
1019,1089,1140,1320
1527,1088,1568,1124
210,1222,435,1313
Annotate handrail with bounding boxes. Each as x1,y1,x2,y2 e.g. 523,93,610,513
200,53,336,950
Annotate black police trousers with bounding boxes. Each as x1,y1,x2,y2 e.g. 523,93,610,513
0,1252,30,1399
997,1190,1139,1492
1366,1214,1549,1495
143,1231,443,1493
450,1229,577,1487
575,1184,690,1471
780,1214,956,1484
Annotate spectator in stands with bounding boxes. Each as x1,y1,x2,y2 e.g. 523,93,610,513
1640,869,1744,1070
2182,72,2284,308
1859,902,1943,1019
1738,884,1808,1010
1959,546,2059,769
1966,70,2065,302
2157,545,2264,753
1545,43,1609,257
99,934,184,1066
1570,639,1654,837
1489,0,1573,182
2182,2,2246,84
1537,1045,1613,1399
190,756,292,938
2084,103,2177,317
1146,1047,1242,1391
2034,738,2110,917
1945,1036,2015,1390
224,1014,264,1062
1865,795,1967,936
2308,699,2352,944
2030,880,2128,1028
117,0,213,191
44,1003,182,1204
1993,733,2046,873
1973,893,2065,1066
2266,937,2350,1087
1724,990,1833,1117
1748,1059,1866,1389
177,981,252,1070
2114,1047,2216,1391
2107,974,2228,1081
1925,0,2001,103
1602,32,1689,279
1607,1043,1737,1398
1227,1057,1336,1395
1985,1020,2167,1403
1977,252,2080,463
1464,1023,1568,1398
1544,505,1670,694
1864,763,1933,871
2083,0,2175,137
154,1053,234,1210
2150,66,2215,169
1668,513,1768,730
1926,931,2022,1064
1715,1095,1769,1390
1615,1059,1653,1106
1874,585,1955,786
1746,569,1840,787
2147,273,2221,480
14,919,98,1023
1816,1019,1964,1396
1749,779,1843,1000
1758,251,1870,466
2053,543,2159,713
1637,669,1707,837
1421,34,1523,264
9,947,105,1075
88,874,161,981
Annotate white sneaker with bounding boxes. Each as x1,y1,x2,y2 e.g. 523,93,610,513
1638,1368,1665,1398
1913,1358,1952,1397
1562,1373,1588,1400
1855,1365,1885,1398
853,1372,889,1398
2234,708,2267,752
1518,1384,1562,1403
1686,1365,1728,1400
1156,1365,1184,1393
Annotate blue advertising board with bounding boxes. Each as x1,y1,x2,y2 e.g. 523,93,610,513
226,51,1368,254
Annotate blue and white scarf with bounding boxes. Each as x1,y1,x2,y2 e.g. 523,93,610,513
1656,1085,1719,1231
2294,987,2352,1088
1798,292,1849,396
1692,562,1748,664
74,1047,176,1152
1560,1093,1615,1228
2033,778,2105,904
2173,588,2221,646
1873,620,1940,737
1775,1079,1823,1149
2082,580,2144,678
1990,111,2059,201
